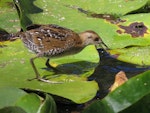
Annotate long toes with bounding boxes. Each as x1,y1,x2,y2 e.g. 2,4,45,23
27,77,37,81
27,77,63,83
38,78,63,83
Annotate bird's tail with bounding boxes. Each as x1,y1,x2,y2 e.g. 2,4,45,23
0,30,21,42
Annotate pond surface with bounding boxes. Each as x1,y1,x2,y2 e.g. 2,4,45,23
56,48,150,113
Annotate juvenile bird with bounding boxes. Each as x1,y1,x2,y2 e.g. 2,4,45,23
19,24,102,83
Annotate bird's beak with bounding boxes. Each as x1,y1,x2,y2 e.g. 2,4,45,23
96,42,108,50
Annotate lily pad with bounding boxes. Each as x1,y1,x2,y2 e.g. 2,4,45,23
0,87,26,109
40,94,57,113
120,94,150,113
0,106,27,113
97,13,150,49
15,93,41,113
0,87,57,113
0,39,99,103
0,0,20,33
13,0,148,37
83,70,150,113
99,13,150,65
13,0,148,29
107,46,150,66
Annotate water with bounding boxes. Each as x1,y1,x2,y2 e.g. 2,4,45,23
56,48,150,113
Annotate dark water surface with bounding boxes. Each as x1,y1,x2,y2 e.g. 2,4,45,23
57,49,150,113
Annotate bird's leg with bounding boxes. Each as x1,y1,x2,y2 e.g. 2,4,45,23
29,56,40,80
45,58,59,72
29,56,61,83
45,58,51,68
28,55,46,81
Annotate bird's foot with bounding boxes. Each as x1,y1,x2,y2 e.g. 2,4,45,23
27,77,63,83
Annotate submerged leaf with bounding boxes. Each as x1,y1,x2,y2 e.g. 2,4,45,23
109,71,128,92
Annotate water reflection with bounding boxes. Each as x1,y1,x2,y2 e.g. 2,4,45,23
91,48,150,98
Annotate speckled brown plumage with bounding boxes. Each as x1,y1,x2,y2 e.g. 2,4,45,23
19,24,102,83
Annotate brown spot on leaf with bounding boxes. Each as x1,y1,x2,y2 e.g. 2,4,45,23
90,14,126,24
66,5,126,24
116,30,123,34
117,22,148,37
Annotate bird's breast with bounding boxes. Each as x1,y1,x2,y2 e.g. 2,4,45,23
43,47,84,58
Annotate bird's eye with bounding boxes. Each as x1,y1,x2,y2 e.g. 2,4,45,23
94,37,99,41
88,36,92,39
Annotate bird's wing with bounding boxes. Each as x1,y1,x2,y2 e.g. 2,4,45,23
21,24,81,54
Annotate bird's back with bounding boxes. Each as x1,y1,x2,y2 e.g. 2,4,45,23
20,24,82,57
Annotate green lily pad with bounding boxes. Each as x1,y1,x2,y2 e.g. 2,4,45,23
0,87,26,109
0,87,57,113
13,0,148,29
13,0,148,37
107,46,150,66
45,0,148,15
0,0,147,34
120,93,150,113
0,0,20,33
40,94,57,113
15,93,41,113
83,70,150,113
0,39,99,103
97,13,150,49
0,106,27,113
99,13,150,65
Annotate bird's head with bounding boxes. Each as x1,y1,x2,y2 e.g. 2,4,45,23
79,30,102,46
